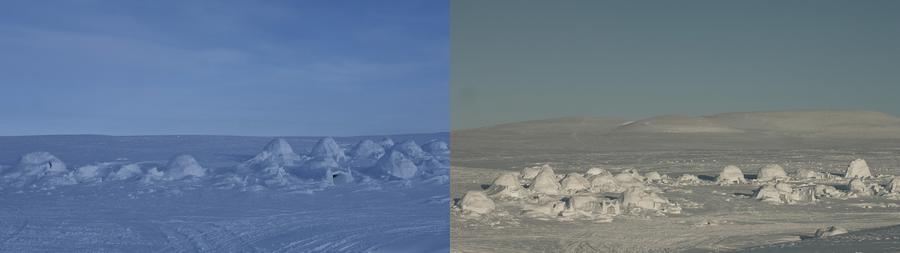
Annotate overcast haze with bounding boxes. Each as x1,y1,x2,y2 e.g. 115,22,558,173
0,0,447,136
452,0,900,130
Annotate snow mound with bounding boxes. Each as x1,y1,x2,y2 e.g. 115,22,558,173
615,168,645,183
459,191,495,215
717,165,747,185
163,154,206,180
757,164,788,182
376,150,418,179
309,137,348,164
1,152,73,189
530,166,560,195
677,174,703,185
845,159,872,179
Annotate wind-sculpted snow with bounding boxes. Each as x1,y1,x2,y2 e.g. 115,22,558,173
0,134,449,252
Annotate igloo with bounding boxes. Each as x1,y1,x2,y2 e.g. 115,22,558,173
622,187,669,210
378,137,395,149
309,137,348,164
348,139,385,168
754,183,815,204
848,178,874,196
485,172,525,198
814,226,848,238
459,191,495,215
422,140,450,157
392,140,430,163
239,138,304,174
677,174,702,185
585,167,612,177
106,163,144,181
294,157,353,184
164,154,206,180
644,171,663,182
0,152,73,188
757,164,788,182
888,176,900,194
589,174,622,193
717,165,747,185
615,168,645,182
560,173,590,194
530,166,560,195
521,164,549,180
376,150,418,179
793,168,820,179
845,159,872,179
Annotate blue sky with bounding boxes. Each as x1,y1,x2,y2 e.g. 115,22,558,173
0,0,448,136
452,0,900,129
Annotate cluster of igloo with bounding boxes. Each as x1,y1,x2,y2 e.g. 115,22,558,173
0,137,450,192
747,159,899,204
458,164,680,218
0,151,208,191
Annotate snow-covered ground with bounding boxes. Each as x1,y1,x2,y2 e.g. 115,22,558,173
0,134,449,252
451,110,900,253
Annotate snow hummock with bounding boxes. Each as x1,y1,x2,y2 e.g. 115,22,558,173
376,150,418,179
530,166,560,195
621,187,669,210
845,159,872,179
521,165,548,180
163,154,206,180
717,165,747,185
757,164,788,182
459,191,495,215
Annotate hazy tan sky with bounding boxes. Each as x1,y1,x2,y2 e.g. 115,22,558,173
452,0,900,130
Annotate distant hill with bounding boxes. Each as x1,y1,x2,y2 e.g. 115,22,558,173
452,110,900,158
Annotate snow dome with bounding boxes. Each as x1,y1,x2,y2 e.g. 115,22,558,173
559,173,589,194
530,166,560,195
459,191,495,215
309,137,348,164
